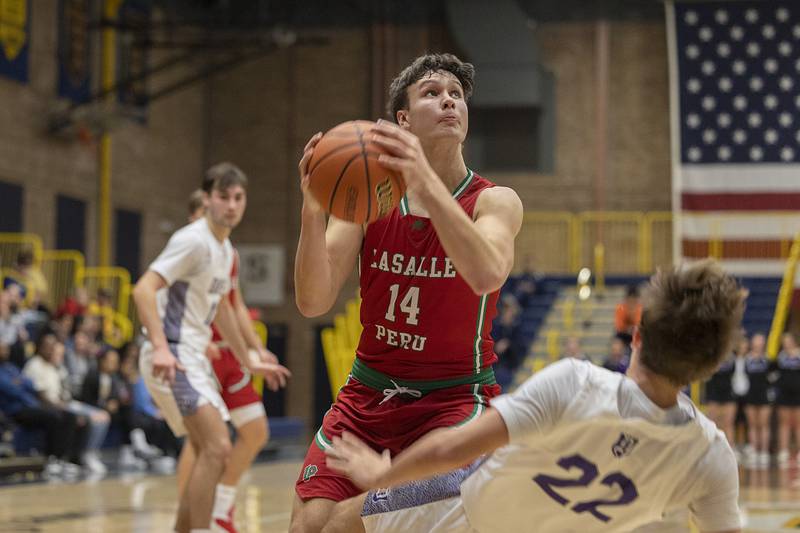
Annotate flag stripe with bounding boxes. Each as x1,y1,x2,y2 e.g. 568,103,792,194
681,213,800,239
682,193,800,211
682,239,790,258
682,165,800,193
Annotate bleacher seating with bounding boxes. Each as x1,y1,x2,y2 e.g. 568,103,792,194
499,274,784,390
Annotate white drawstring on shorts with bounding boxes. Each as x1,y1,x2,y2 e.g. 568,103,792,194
379,380,422,405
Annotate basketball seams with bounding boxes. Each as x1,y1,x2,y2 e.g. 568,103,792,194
308,140,364,176
327,152,363,219
310,120,404,224
354,122,373,223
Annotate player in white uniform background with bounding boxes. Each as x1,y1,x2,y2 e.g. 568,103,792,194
133,163,291,533
324,260,745,533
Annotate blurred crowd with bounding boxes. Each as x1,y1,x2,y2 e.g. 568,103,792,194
0,249,177,479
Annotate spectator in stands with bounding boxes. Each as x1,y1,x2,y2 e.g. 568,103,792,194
561,336,588,361
776,332,800,467
64,330,97,398
743,332,772,467
0,289,27,368
80,346,130,425
88,288,117,345
602,336,630,373
50,312,75,344
121,341,181,460
3,248,48,312
0,342,85,478
24,333,110,474
57,286,90,319
492,300,523,388
78,313,103,344
730,336,750,462
614,284,642,346
510,254,542,309
704,348,737,451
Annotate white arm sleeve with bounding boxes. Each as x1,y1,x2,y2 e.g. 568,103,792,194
687,441,742,532
148,230,206,285
491,359,589,442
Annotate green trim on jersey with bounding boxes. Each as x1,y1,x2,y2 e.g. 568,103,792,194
399,168,475,217
313,427,332,451
351,357,496,394
454,384,486,427
473,293,489,374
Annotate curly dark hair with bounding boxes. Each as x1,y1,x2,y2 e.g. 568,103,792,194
387,53,475,121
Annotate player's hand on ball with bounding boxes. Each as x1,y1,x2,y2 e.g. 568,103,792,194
371,119,435,195
247,360,291,391
325,431,391,490
299,132,324,214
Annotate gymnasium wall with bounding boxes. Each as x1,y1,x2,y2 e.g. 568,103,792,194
490,20,671,212
0,3,206,268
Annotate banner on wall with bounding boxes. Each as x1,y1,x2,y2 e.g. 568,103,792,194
117,0,149,112
58,0,92,103
237,245,286,306
0,0,30,83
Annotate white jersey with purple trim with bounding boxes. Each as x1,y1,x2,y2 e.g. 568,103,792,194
147,217,233,356
461,359,741,533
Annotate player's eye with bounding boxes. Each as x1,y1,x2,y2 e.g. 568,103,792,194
424,89,438,96
450,90,462,99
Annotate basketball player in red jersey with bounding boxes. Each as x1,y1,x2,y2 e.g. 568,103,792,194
291,53,523,532
180,182,284,533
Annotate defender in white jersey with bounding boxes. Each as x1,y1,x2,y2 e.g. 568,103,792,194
324,260,745,533
133,163,290,533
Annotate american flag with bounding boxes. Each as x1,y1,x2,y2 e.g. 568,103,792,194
667,0,800,275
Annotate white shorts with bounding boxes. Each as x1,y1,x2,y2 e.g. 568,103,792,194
361,462,480,533
229,402,266,429
139,341,230,437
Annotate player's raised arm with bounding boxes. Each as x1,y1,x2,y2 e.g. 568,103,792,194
371,119,523,295
294,132,365,317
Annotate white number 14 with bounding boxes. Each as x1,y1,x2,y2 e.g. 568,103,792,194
385,284,420,325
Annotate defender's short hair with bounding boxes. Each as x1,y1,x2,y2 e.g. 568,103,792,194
202,162,248,193
638,260,745,386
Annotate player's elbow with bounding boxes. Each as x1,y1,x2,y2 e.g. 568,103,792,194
295,294,331,318
466,269,507,296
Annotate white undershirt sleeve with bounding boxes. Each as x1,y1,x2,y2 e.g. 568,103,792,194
491,358,589,442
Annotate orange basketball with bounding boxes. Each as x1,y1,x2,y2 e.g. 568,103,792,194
307,120,406,224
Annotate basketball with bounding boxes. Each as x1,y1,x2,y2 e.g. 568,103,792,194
307,120,406,224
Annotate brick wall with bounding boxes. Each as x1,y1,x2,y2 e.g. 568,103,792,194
0,3,206,268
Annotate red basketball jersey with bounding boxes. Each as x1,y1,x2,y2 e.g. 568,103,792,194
211,250,239,343
356,170,499,380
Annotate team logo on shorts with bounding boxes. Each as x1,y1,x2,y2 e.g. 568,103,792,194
303,465,318,482
611,432,639,458
371,488,390,502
